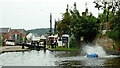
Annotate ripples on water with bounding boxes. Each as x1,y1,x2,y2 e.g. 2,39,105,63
0,50,120,67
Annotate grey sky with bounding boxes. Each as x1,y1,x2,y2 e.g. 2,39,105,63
0,0,100,30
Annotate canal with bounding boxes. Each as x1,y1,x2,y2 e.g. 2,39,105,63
0,50,120,67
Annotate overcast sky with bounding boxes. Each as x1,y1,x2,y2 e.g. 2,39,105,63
0,0,101,30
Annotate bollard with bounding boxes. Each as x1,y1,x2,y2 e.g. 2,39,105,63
22,43,25,49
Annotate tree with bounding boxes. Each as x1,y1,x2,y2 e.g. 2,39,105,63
70,3,98,48
98,11,114,33
19,36,23,42
54,20,57,34
56,5,72,37
0,33,3,46
94,0,120,31
110,10,120,31
107,10,120,41
70,3,82,48
56,21,62,37
83,14,99,42
25,37,27,42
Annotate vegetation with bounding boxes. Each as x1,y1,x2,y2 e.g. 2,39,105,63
107,31,120,41
55,46,80,50
25,37,28,42
53,0,120,49
69,38,78,48
94,0,120,49
24,1,120,49
107,10,120,48
56,5,71,37
110,10,120,31
94,0,120,32
0,33,3,46
55,3,99,48
19,36,23,42
26,28,54,36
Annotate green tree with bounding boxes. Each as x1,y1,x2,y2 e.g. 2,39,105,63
25,37,27,42
0,33,3,46
110,10,120,31
70,3,98,48
94,0,120,31
93,0,120,15
56,5,72,37
19,36,23,42
107,10,120,48
98,11,114,33
56,21,62,37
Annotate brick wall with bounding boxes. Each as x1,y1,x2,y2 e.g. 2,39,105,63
11,30,21,40
2,33,8,40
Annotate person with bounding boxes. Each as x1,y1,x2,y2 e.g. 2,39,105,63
50,39,54,48
44,40,46,49
54,39,57,48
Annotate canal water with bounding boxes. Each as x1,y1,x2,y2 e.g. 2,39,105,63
0,49,120,67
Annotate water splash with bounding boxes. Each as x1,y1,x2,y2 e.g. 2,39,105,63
81,43,107,57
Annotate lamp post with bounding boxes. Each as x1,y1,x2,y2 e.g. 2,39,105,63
49,13,52,36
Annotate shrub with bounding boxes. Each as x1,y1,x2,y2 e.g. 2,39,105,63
70,38,78,48
107,31,120,48
107,31,120,40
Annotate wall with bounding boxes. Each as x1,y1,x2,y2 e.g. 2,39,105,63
12,30,21,40
94,35,114,49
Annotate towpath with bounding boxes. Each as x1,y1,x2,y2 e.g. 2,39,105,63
0,46,28,53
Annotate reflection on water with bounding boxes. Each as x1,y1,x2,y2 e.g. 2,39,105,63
0,50,120,67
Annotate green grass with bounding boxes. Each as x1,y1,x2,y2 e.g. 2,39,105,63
0,45,3,47
54,47,80,50
105,48,119,51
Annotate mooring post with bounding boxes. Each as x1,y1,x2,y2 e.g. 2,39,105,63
37,41,39,46
22,43,25,49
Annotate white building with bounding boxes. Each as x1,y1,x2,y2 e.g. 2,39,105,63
26,33,40,41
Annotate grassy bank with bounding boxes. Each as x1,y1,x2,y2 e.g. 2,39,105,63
0,45,3,47
105,49,118,51
47,45,80,50
54,47,80,50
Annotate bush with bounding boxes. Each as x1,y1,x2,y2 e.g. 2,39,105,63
107,31,120,40
107,31,120,48
70,38,78,48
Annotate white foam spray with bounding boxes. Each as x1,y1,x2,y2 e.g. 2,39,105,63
81,43,107,57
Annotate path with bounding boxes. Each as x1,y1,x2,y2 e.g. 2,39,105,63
0,46,28,53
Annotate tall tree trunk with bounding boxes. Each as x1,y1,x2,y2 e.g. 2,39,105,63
77,36,81,49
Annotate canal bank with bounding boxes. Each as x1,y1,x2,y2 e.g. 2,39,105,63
106,50,120,55
48,48,120,55
0,46,120,55
0,46,30,54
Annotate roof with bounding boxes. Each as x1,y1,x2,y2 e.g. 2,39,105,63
0,28,26,34
49,34,58,38
62,34,69,37
32,33,40,37
27,33,40,41
27,33,40,37
11,29,23,34
40,35,46,39
0,28,9,33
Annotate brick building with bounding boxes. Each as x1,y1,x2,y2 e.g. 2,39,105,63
0,28,26,42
